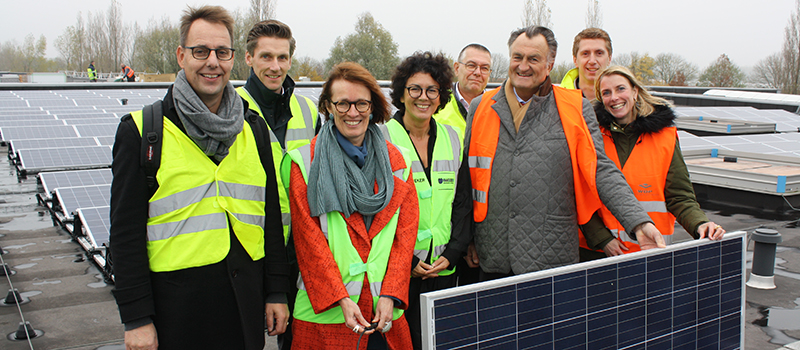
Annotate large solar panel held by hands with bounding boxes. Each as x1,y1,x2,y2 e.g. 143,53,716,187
420,232,745,350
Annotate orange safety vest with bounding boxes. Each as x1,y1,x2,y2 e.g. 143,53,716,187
123,66,134,78
468,85,602,225
580,126,677,253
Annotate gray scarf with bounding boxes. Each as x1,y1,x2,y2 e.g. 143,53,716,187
307,122,394,218
172,70,244,162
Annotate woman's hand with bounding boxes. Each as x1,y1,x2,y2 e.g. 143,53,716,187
372,297,395,333
601,239,629,257
412,261,431,278
339,297,373,335
422,257,450,279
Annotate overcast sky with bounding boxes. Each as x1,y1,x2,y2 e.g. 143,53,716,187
2,0,796,69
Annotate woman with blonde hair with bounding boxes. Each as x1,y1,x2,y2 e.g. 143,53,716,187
579,65,725,261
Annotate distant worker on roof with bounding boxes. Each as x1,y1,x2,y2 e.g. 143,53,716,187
88,60,97,82
120,63,135,82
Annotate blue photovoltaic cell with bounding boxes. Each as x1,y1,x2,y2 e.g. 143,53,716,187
421,233,745,350
77,206,110,247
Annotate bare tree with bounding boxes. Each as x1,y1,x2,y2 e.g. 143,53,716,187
290,56,326,81
752,53,786,89
522,0,552,28
248,0,276,24
781,0,800,94
107,0,128,68
131,16,181,74
489,53,509,82
653,53,698,86
585,0,602,28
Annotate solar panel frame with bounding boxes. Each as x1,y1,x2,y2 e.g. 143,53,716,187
17,145,112,173
420,232,746,350
76,206,111,248
0,125,79,141
75,123,118,137
38,168,113,199
54,184,112,220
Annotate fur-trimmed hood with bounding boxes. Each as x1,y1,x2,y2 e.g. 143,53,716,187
593,102,676,135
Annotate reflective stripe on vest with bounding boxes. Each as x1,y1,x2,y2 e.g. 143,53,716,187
468,86,601,224
283,143,408,324
379,120,462,275
580,126,677,254
236,87,318,244
131,109,267,272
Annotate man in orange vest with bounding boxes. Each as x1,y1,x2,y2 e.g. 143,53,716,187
462,26,665,280
120,63,135,82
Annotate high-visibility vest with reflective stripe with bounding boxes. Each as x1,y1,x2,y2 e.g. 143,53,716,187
88,66,96,79
433,94,466,135
582,126,678,253
379,119,462,276
468,85,602,224
131,110,267,272
236,86,318,243
123,66,134,78
281,143,409,324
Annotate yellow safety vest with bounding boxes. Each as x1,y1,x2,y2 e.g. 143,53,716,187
236,86,318,243
379,119,462,276
281,144,409,323
433,94,467,135
131,110,267,272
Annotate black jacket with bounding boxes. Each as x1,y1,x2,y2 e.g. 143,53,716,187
109,87,290,349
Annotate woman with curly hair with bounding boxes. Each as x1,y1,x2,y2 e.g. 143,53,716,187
383,51,473,350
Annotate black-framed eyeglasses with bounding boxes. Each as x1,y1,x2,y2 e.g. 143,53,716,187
331,99,372,113
184,46,235,61
460,61,491,75
406,85,440,100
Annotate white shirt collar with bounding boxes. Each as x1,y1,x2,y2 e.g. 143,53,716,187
512,86,533,105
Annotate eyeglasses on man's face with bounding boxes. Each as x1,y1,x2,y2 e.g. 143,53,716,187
331,99,372,114
460,61,491,75
184,46,235,61
406,85,440,100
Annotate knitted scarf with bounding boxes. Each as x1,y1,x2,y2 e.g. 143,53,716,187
172,70,244,162
307,122,394,218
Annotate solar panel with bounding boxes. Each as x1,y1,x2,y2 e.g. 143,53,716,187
0,115,56,122
54,184,111,219
39,168,113,198
0,125,79,141
61,118,120,125
52,112,114,119
95,136,115,146
10,137,98,156
27,99,78,107
0,119,65,127
420,232,745,350
75,124,118,137
76,206,111,247
675,107,800,133
74,98,123,107
17,145,111,173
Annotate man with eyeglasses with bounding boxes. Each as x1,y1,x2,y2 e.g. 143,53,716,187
235,19,318,350
433,43,491,134
110,5,290,350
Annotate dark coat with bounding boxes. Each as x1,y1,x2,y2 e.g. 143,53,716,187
110,87,290,349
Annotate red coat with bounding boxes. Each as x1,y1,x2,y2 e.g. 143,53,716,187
288,137,418,350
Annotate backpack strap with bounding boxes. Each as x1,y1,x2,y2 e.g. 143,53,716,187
140,100,163,190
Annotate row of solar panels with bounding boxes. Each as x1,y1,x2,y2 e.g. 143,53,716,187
37,169,113,259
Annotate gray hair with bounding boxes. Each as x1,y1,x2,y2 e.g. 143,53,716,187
507,26,557,64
